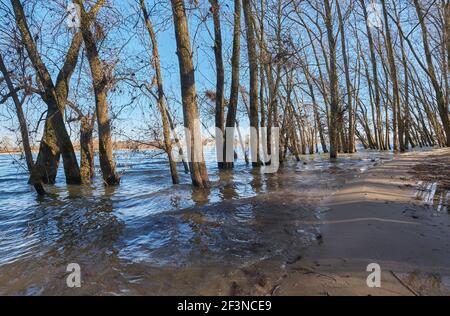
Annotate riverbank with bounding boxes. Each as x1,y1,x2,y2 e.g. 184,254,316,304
278,147,450,296
0,148,448,295
143,148,450,296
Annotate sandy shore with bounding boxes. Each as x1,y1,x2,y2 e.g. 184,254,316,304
269,148,449,296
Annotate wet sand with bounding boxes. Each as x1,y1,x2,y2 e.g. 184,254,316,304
280,148,450,296
160,148,450,296
149,148,450,296
0,148,449,295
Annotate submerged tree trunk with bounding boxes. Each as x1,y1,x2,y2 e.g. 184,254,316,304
243,0,261,167
31,32,84,185
0,52,45,195
140,0,179,184
336,0,355,153
34,121,61,184
223,0,241,170
170,0,209,188
324,0,339,159
12,0,81,185
76,0,120,185
80,115,95,184
209,0,225,169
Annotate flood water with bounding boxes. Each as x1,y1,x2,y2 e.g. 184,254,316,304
0,149,397,295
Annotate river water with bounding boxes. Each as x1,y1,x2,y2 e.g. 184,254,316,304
0,149,395,295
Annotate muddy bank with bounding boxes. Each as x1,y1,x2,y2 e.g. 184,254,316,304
276,148,450,296
0,149,449,295
155,148,450,296
410,150,450,190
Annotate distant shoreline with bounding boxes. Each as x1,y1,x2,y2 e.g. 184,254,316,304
0,140,218,155
0,141,160,155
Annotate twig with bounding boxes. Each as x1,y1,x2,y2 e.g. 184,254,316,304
390,271,421,296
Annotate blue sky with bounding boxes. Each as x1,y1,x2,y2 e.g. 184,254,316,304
0,0,247,144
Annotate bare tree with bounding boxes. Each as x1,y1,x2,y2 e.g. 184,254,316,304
140,0,179,184
170,0,209,188
0,52,45,194
223,0,241,169
11,0,82,184
75,0,120,185
208,0,225,169
243,0,261,166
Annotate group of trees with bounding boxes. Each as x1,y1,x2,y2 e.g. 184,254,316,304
0,0,449,195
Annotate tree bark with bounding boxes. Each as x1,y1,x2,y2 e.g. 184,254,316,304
394,2,411,150
0,52,45,195
360,0,384,150
170,0,209,188
32,32,85,185
324,0,339,159
445,1,450,75
208,0,225,169
223,0,241,170
140,0,179,184
243,0,261,167
413,0,450,147
336,0,355,153
381,0,402,152
12,0,81,185
80,115,95,184
76,0,120,185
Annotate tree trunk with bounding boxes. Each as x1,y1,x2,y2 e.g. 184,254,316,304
445,1,450,75
76,0,120,185
80,116,95,184
0,52,45,195
12,0,81,185
394,2,411,150
170,0,209,188
360,0,384,150
223,0,241,170
413,0,450,147
208,0,225,169
34,121,60,184
336,0,355,153
140,0,179,184
324,0,339,159
381,0,402,152
243,0,261,167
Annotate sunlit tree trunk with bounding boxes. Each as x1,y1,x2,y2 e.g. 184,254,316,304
223,0,241,170
394,2,411,150
140,0,179,184
12,0,81,185
170,0,209,188
413,0,450,147
324,0,339,159
80,115,95,184
0,52,45,195
336,0,355,153
76,0,120,185
445,1,450,74
243,0,261,167
381,0,402,152
208,0,225,169
360,0,384,150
